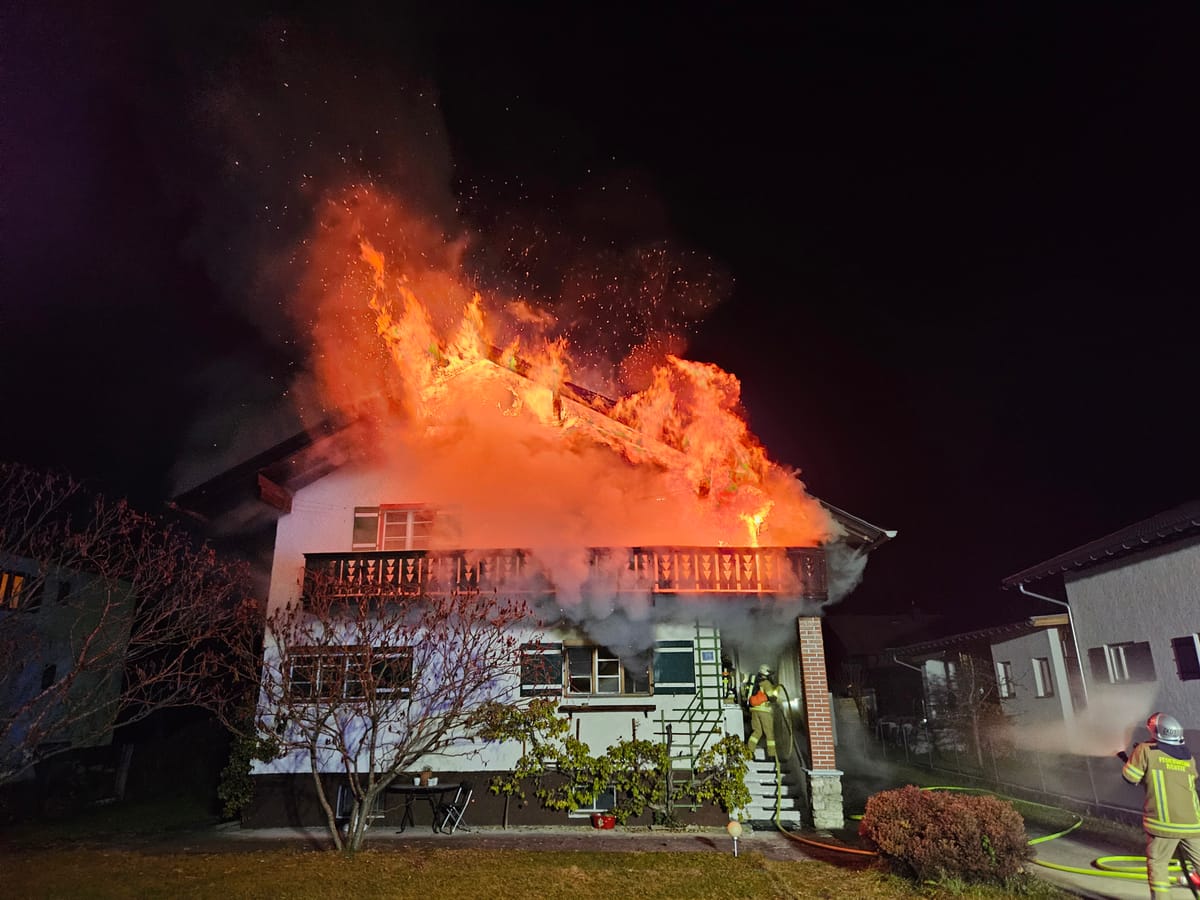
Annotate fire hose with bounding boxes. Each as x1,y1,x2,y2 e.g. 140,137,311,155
756,775,1200,893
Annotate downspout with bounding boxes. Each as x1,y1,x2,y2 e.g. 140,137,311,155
1018,584,1089,707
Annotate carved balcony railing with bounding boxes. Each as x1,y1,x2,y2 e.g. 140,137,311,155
303,546,826,604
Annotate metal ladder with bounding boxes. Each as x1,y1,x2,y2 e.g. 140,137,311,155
654,623,728,805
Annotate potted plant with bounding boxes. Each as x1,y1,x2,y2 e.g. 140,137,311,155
419,766,433,787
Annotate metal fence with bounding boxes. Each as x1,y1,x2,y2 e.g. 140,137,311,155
862,717,1144,826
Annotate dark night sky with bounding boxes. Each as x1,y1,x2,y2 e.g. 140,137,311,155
4,2,1199,628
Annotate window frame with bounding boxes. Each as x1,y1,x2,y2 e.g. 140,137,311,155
1,569,27,610
1171,634,1200,682
352,504,458,551
1088,641,1156,685
996,660,1014,699
520,642,564,697
565,644,651,697
286,646,413,702
569,785,617,817
1032,657,1054,698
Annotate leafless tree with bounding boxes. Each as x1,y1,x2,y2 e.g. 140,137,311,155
0,462,260,785
925,651,1005,769
259,572,534,852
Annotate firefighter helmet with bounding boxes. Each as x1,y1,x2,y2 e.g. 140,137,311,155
758,664,771,676
1147,712,1185,745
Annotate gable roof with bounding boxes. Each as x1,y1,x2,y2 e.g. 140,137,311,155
1002,500,1200,587
890,614,1068,659
173,353,896,550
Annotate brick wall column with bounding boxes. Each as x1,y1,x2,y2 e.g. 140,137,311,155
797,615,844,830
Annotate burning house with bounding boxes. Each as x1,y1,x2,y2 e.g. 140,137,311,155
175,197,895,830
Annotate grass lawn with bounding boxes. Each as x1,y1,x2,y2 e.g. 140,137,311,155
3,845,1073,900
1,772,1080,900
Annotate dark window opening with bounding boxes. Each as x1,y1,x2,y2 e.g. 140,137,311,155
1172,635,1200,681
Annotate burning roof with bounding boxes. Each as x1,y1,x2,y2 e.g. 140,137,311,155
174,185,894,610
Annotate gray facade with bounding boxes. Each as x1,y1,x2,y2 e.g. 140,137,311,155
1066,535,1200,738
991,627,1075,727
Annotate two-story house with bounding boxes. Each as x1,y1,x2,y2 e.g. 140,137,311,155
178,353,894,830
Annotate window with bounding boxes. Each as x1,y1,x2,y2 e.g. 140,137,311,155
1,569,26,610
566,645,650,695
1172,634,1200,681
996,661,1014,699
520,643,564,697
1033,657,1054,698
652,640,696,695
1088,642,1156,684
352,505,457,551
570,785,617,816
287,647,412,701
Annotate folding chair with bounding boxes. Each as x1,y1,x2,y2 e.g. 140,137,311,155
436,781,473,834
335,783,384,834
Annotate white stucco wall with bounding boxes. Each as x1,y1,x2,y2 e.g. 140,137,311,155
1065,535,1200,738
253,463,764,776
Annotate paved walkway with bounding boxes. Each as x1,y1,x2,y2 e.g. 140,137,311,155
1027,827,1198,900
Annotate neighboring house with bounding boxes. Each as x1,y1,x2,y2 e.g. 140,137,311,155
177,358,894,830
823,613,944,726
989,613,1081,729
1003,501,1200,746
885,615,1076,758
0,555,131,782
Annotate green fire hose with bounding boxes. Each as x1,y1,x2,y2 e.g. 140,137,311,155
761,781,1198,890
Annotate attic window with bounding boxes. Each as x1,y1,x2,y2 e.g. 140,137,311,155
353,505,453,551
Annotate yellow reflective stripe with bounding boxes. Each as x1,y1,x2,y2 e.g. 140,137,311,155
1145,818,1200,833
1123,762,1145,780
1152,770,1170,822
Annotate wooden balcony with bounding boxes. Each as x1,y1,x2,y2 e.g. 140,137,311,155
303,546,827,603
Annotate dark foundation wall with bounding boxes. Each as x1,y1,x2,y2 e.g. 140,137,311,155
241,772,729,829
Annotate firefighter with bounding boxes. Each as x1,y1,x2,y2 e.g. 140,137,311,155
1119,711,1200,897
745,664,780,761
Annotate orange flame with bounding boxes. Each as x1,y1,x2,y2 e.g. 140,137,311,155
297,186,836,551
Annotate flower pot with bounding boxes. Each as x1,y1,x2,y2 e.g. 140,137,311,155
591,813,616,829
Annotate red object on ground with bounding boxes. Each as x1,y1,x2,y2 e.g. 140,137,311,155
590,813,616,829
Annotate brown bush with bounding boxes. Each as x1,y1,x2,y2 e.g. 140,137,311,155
858,785,1032,883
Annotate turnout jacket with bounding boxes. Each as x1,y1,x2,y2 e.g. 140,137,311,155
1121,741,1200,838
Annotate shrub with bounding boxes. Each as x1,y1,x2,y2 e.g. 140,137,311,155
859,785,1032,884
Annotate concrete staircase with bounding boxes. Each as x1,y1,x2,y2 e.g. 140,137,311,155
742,752,804,824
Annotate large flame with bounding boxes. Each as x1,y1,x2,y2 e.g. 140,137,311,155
295,186,836,551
